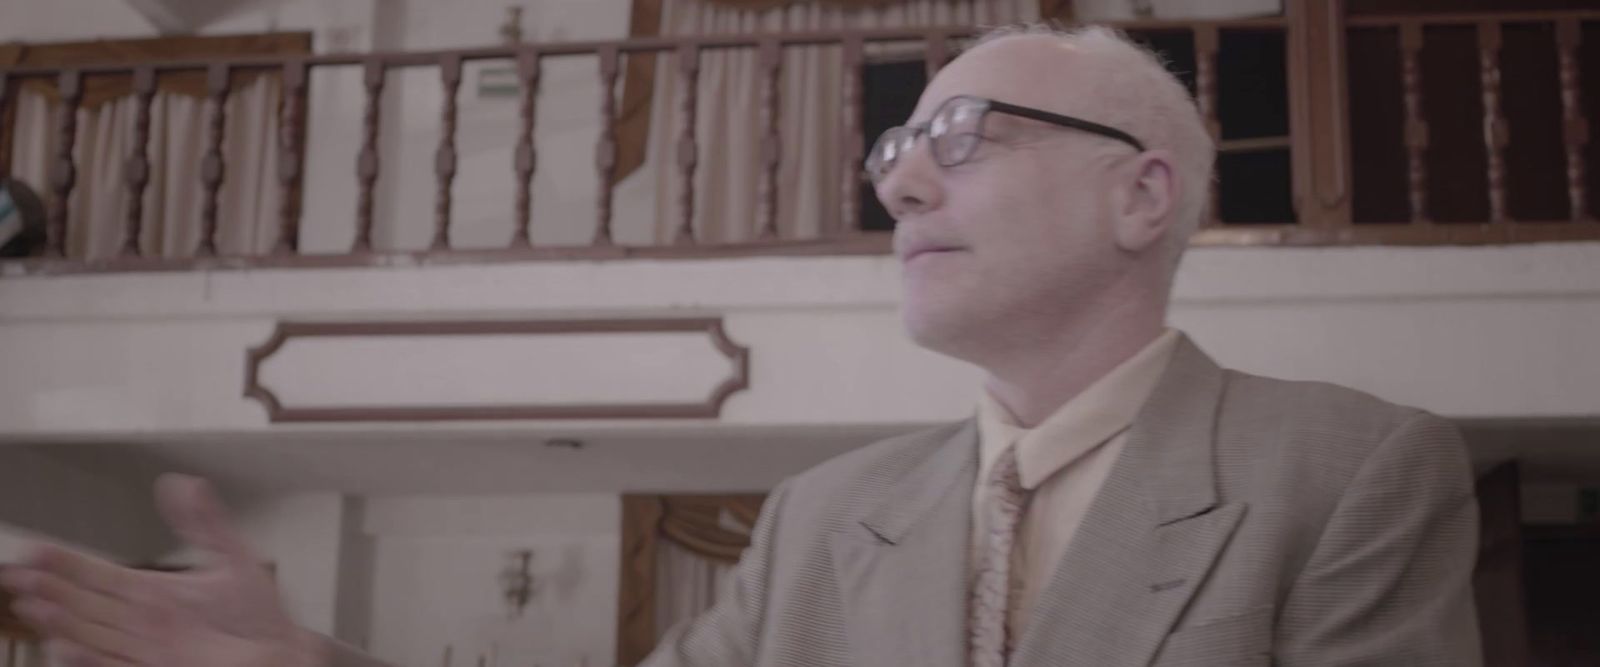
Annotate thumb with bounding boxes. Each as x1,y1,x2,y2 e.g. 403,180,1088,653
154,473,258,569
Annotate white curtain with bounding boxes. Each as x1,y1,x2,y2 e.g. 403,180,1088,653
644,0,1038,244
8,78,283,260
653,539,739,639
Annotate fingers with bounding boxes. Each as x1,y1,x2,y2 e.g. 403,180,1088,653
48,639,141,667
2,566,142,633
12,598,146,664
0,547,167,664
155,473,257,568
8,543,146,599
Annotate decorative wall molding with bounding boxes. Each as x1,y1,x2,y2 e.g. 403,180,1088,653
243,318,750,422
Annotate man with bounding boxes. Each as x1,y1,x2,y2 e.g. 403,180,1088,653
0,24,1481,667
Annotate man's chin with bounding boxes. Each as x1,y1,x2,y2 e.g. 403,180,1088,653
901,305,981,360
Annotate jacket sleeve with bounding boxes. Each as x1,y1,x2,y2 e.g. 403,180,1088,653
1276,412,1483,666
639,481,790,667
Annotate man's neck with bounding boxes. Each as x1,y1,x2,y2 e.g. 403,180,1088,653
981,303,1166,428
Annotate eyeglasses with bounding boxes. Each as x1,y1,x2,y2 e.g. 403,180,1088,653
864,94,1147,184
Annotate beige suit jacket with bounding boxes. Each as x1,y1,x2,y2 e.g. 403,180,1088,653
640,336,1482,666
328,336,1481,666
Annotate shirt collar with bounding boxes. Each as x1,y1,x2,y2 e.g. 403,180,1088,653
977,329,1182,490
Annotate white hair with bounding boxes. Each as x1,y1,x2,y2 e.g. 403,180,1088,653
975,23,1218,265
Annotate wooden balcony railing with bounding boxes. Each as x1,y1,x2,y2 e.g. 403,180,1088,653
0,9,1597,276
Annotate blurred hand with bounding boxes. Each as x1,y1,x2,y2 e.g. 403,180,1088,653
0,474,327,667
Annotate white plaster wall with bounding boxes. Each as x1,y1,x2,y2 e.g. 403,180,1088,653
0,0,156,43
0,448,166,561
239,493,349,636
2,245,1600,440
361,494,620,667
161,492,356,637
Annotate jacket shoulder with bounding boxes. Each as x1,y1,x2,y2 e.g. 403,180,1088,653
1214,369,1470,535
765,421,970,529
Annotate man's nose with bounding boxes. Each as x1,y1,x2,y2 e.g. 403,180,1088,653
873,139,946,220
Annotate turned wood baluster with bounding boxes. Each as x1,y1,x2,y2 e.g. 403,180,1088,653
197,64,232,256
47,69,83,258
594,46,620,246
0,72,13,182
1195,26,1221,227
756,39,782,239
275,59,308,255
839,36,864,234
432,54,462,251
674,44,701,245
1557,19,1590,222
925,30,948,82
1401,22,1431,224
353,58,386,252
512,49,541,247
1478,21,1508,224
122,67,157,256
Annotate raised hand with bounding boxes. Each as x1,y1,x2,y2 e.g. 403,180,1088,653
0,474,328,667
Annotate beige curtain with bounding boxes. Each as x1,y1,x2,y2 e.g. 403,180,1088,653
642,0,1038,243
8,78,283,260
2,639,44,667
651,497,761,639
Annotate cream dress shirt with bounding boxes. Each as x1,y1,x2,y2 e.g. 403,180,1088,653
971,328,1181,636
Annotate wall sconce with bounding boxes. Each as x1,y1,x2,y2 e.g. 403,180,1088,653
499,549,537,618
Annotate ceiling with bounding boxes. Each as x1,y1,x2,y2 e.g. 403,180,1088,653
1,418,1596,504
5,423,916,497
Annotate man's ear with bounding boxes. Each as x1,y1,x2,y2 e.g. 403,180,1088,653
1110,150,1179,253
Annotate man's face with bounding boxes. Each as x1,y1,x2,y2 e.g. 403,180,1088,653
877,37,1133,359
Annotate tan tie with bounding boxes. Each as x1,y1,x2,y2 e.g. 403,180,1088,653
969,446,1028,667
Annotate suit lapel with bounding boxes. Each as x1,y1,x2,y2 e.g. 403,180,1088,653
830,421,978,667
1013,337,1249,667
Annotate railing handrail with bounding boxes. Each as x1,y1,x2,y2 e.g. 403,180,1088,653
1348,9,1600,28
0,17,1300,78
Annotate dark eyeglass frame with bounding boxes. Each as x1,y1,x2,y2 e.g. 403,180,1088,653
865,95,1147,183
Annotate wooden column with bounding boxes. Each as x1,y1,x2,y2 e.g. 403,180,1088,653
1286,0,1353,228
123,67,158,257
614,495,664,667
674,44,701,246
197,64,232,257
756,39,782,239
432,54,462,251
275,59,308,256
47,70,83,258
1473,461,1533,667
839,35,864,234
1556,19,1589,222
1400,22,1431,224
512,49,541,248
